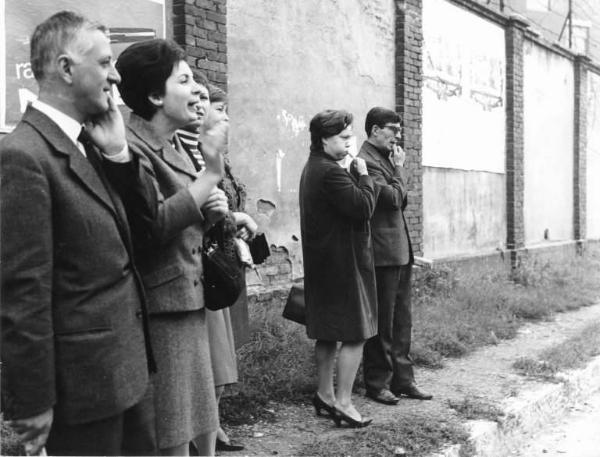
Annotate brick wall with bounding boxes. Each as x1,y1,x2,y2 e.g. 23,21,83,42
254,246,293,287
573,55,590,242
505,15,527,264
396,0,424,257
172,0,227,86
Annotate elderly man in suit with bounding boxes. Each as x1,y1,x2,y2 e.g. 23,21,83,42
1,11,158,455
359,107,432,405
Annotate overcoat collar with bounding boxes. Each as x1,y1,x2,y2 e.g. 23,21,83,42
127,113,197,178
22,106,118,215
360,140,395,176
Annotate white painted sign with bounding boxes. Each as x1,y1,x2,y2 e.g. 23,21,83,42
422,0,506,173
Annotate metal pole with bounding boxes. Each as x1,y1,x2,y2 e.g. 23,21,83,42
568,0,572,48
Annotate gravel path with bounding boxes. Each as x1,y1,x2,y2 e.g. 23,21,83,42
223,303,600,456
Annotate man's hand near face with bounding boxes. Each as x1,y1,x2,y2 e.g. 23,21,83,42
85,93,127,157
392,144,406,167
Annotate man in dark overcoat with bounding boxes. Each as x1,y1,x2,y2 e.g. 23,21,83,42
359,107,432,405
1,11,158,455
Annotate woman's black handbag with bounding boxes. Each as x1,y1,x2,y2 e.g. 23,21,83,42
282,284,306,325
249,233,270,265
203,221,245,311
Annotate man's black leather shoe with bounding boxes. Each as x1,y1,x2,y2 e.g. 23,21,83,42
392,384,433,400
366,388,400,405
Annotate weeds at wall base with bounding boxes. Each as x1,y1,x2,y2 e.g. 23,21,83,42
513,321,600,381
222,251,600,429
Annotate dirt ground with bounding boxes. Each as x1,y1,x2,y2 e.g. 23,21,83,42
221,303,600,456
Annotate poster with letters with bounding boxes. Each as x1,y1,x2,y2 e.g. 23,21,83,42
0,0,165,130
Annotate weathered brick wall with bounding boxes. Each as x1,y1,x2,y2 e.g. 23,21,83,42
396,0,424,257
505,15,527,260
254,246,293,287
574,55,590,242
172,0,227,86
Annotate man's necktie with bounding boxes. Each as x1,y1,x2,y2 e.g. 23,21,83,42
78,129,104,173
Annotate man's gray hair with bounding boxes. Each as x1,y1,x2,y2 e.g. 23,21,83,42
30,10,106,81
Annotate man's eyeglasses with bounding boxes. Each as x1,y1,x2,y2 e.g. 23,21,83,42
382,124,401,135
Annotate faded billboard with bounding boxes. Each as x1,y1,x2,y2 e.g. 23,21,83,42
0,0,165,130
422,0,506,259
587,70,600,239
422,0,506,173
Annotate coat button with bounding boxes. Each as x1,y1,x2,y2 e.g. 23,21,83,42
194,279,199,287
135,309,143,319
192,248,196,255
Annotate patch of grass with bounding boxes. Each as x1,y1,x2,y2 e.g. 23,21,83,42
412,253,600,367
513,357,559,380
514,321,600,380
298,410,473,457
221,293,316,425
226,253,600,427
447,397,505,422
1,415,23,456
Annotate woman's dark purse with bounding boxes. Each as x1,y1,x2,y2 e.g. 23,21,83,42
249,233,270,265
203,221,245,311
282,284,306,325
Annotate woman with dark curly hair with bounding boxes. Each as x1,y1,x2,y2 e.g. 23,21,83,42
300,109,378,428
116,38,228,456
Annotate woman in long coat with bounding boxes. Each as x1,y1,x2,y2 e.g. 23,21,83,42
116,39,228,456
300,109,378,427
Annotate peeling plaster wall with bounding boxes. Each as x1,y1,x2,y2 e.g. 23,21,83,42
587,70,600,239
227,0,396,277
422,0,506,259
523,41,574,245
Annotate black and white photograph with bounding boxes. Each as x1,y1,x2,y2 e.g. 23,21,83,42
1,1,600,456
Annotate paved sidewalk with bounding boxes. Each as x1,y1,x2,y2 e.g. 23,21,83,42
225,303,600,456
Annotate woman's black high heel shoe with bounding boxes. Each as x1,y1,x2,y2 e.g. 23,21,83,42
215,438,245,452
332,407,373,428
312,393,336,417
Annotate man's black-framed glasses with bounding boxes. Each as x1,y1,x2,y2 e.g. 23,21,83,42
382,124,401,135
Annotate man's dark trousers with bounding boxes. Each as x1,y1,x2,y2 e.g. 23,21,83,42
364,264,414,392
358,139,415,394
45,385,157,456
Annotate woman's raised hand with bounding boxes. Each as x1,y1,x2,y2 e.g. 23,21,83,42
201,119,228,177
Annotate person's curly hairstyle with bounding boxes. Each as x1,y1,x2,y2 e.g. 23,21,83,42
309,109,353,154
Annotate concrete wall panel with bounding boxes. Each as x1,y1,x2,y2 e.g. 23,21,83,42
423,167,506,259
227,0,396,275
587,70,600,239
422,0,506,258
523,40,574,244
